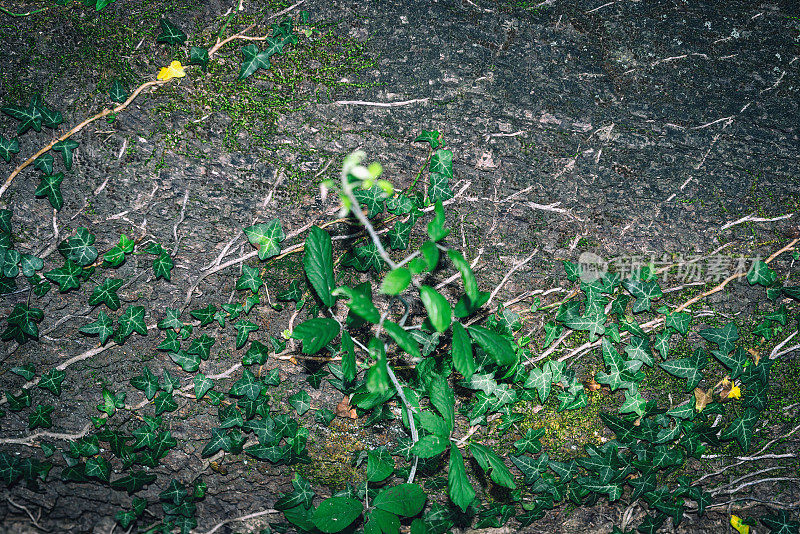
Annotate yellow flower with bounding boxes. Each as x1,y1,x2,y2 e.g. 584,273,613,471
728,384,741,400
731,515,750,534
157,61,186,81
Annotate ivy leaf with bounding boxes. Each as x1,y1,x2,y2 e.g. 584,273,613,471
33,153,53,174
230,368,264,400
2,102,41,134
153,391,178,415
11,363,36,381
348,242,384,272
157,330,181,352
35,173,64,211
430,148,453,178
236,264,264,293
624,335,654,367
130,366,160,400
303,226,336,307
37,103,62,129
595,338,643,392
109,79,128,103
190,304,217,326
665,311,691,335
194,373,214,400
243,219,284,260
117,306,147,342
353,185,386,217
414,130,441,149
58,227,97,266
470,443,516,489
233,319,259,349
373,484,426,517
419,285,451,333
387,215,416,250
659,349,705,392
202,428,233,457
28,404,54,429
560,312,606,342
289,390,312,415
239,43,271,79
52,139,79,170
188,46,209,70
264,34,288,56
89,278,123,310
79,311,114,345
711,346,749,380
157,307,183,331
0,135,19,162
110,470,157,494
747,260,777,286
720,407,760,451
622,277,662,312
187,334,215,361
169,350,199,373
292,318,340,354
429,172,454,203
44,259,82,291
514,428,545,455
156,19,187,45
654,330,671,360
84,456,110,482
153,251,173,280
6,303,44,340
760,510,800,534
699,322,738,354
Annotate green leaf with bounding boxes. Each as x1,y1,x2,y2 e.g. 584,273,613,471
130,366,160,400
419,285,451,333
233,319,259,349
470,443,516,489
381,267,411,295
747,260,777,286
188,46,209,70
29,404,54,429
11,363,36,381
341,331,356,383
244,219,284,260
720,407,760,451
428,374,454,429
387,215,416,250
525,364,553,403
414,130,441,149
448,447,475,512
430,149,452,178
2,102,41,134
699,322,738,354
0,135,19,162
622,277,662,312
659,351,705,392
84,456,110,482
239,43,271,79
366,337,389,395
79,311,114,345
367,448,394,482
35,173,64,211
237,264,263,293
109,79,128,103
468,325,516,367
194,373,214,400
45,259,82,291
625,335,654,366
6,303,44,340
312,496,363,533
117,305,147,341
428,172,454,203
760,510,800,534
450,322,475,379
348,242,384,272
89,278,123,310
333,285,380,323
157,307,183,331
303,226,336,307
292,317,340,354
289,390,312,415
427,200,450,242
412,434,447,460
52,139,79,170
190,304,217,326
353,185,386,217
111,470,156,494
712,346,749,380
374,484,426,517
383,320,421,360
230,368,264,400
243,340,269,365
58,227,97,266
33,153,53,174
36,103,62,129
595,338,643,392
514,428,545,455
168,350,200,372
156,19,187,45
153,251,173,280
560,312,607,342
153,391,178,415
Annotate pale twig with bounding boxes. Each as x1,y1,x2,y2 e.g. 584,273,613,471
6,497,49,532
0,422,92,446
586,1,614,13
453,425,479,448
198,508,280,534
720,212,794,231
435,250,482,290
487,249,538,306
171,190,190,256
335,98,429,107
202,231,243,271
713,476,800,496
674,239,798,313
770,331,799,359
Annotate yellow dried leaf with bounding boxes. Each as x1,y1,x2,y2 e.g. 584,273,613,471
157,61,186,81
727,384,742,400
731,515,750,534
694,387,712,412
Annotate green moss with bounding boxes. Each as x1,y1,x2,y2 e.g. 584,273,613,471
297,418,365,491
